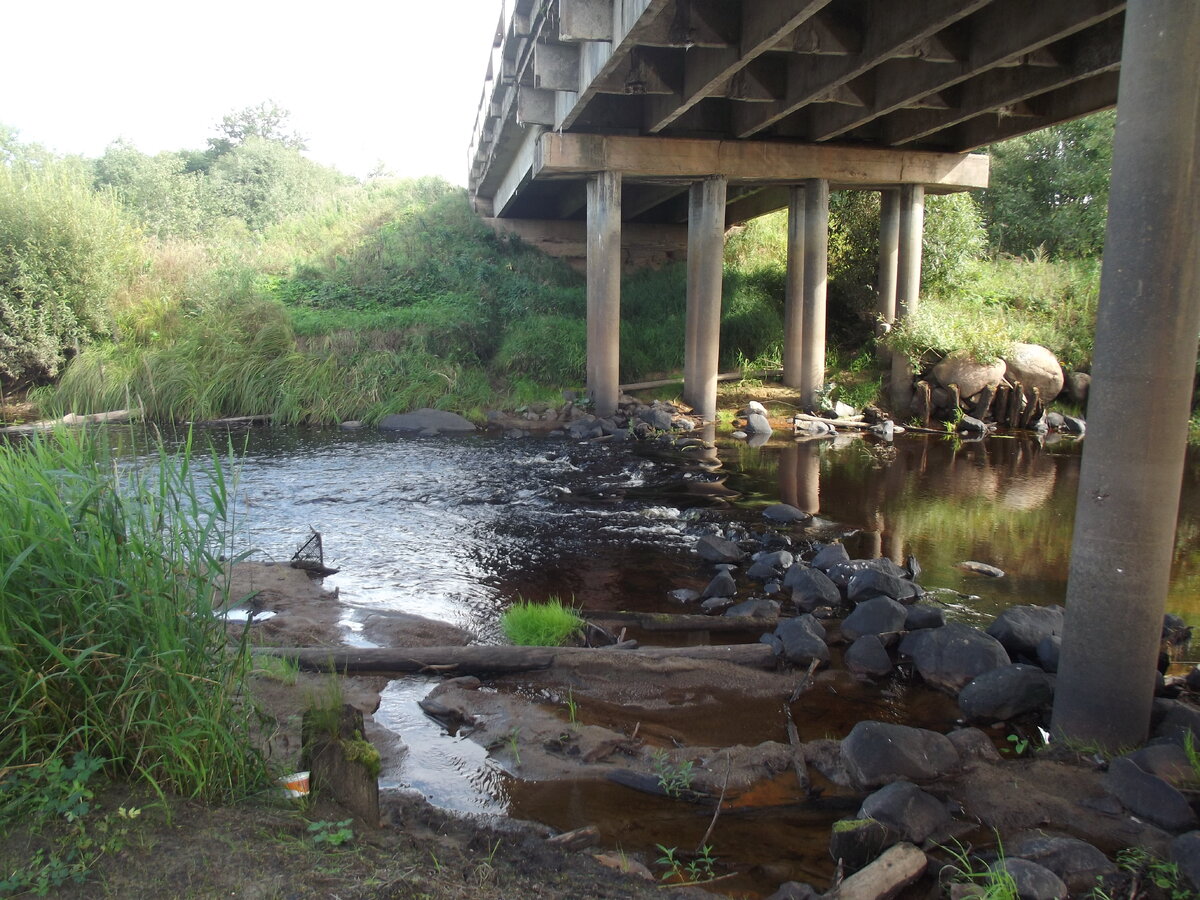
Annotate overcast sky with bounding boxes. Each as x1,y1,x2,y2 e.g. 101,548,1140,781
4,0,503,184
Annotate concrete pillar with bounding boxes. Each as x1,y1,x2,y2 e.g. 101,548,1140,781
1051,0,1200,751
799,179,829,411
586,170,622,417
783,186,805,389
896,184,925,320
877,189,900,326
684,177,727,421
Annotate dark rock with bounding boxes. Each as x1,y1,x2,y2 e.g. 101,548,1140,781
847,568,922,604
701,571,737,600
1045,411,1065,429
763,581,783,596
725,598,780,619
1163,612,1193,647
763,503,811,524
906,555,922,581
1187,665,1200,692
994,858,1068,900
668,588,700,603
828,557,910,590
908,623,1012,693
773,615,830,667
811,543,851,572
956,560,1006,578
566,416,604,440
946,727,1002,763
1152,698,1200,745
905,605,946,631
1062,415,1086,435
958,414,987,434
958,664,1054,722
638,407,674,431
1065,371,1091,406
747,559,784,581
828,818,898,874
757,550,795,569
378,408,477,435
701,596,734,613
842,598,909,642
764,882,822,900
859,780,951,844
845,635,895,679
1105,757,1197,831
1171,832,1200,894
840,720,960,788
1007,832,1116,894
695,535,745,564
1036,635,1061,673
784,565,842,610
987,605,1064,660
1125,743,1196,787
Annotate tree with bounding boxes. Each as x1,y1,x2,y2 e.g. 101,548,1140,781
93,140,216,238
207,101,306,156
981,111,1114,259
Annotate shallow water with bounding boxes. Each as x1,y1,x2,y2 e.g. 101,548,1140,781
109,424,1199,895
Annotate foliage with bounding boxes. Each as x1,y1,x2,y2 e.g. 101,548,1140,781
93,141,216,239
499,598,583,647
655,844,717,884
982,111,1114,258
1111,848,1191,900
0,429,266,800
939,839,1020,900
307,819,354,848
209,100,307,155
650,749,695,799
0,752,142,896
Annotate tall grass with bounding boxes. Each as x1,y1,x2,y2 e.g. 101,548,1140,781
0,429,266,800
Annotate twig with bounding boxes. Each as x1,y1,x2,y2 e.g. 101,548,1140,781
783,703,810,798
657,872,740,889
697,750,731,853
788,658,821,703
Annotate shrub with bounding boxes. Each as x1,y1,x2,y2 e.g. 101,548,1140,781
500,598,584,647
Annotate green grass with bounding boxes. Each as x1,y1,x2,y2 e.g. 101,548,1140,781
500,597,584,647
0,428,267,801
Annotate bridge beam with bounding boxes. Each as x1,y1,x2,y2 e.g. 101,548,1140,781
1051,0,1200,751
799,179,829,411
684,177,728,421
782,186,805,390
586,170,622,417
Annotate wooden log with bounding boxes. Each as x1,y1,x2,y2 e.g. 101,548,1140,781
913,380,933,428
792,412,870,429
828,842,927,900
618,368,781,393
972,385,995,422
581,609,777,633
1019,386,1042,428
302,704,380,827
0,408,137,435
1006,381,1024,427
992,384,1010,429
946,382,961,415
258,642,778,675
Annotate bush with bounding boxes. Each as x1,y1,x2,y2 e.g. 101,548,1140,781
500,598,584,647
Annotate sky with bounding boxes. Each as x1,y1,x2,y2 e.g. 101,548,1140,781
4,0,504,185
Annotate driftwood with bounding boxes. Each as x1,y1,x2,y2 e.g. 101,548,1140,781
195,414,271,426
0,408,137,435
258,642,778,675
973,385,995,421
581,609,777,633
618,368,781,393
792,412,870,430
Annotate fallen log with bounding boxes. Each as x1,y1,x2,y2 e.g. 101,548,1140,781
792,412,871,430
257,642,777,675
581,609,777,633
0,408,137,435
618,368,781,393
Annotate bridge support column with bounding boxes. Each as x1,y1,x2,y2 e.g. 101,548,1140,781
587,170,622,417
1051,0,1200,751
782,186,805,389
877,189,900,327
799,179,829,411
896,184,924,320
684,176,727,421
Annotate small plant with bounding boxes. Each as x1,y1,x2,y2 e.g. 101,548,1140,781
938,839,1020,900
1005,734,1030,756
500,596,584,647
505,728,522,767
564,688,579,726
307,818,354,847
1113,848,1191,899
655,844,718,884
650,749,695,799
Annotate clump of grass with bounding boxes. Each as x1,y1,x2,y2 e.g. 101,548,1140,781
500,597,584,647
0,428,266,801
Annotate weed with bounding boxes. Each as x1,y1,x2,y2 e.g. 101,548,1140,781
1113,848,1191,899
505,729,522,768
938,838,1020,900
1005,734,1030,756
564,688,579,726
650,749,695,799
655,844,718,884
307,819,354,848
500,597,584,647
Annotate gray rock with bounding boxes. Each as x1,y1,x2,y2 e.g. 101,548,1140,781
668,588,700,603
772,614,830,667
1062,415,1086,435
957,560,1006,578
378,408,477,434
958,664,1054,721
747,559,784,581
1152,698,1200,745
828,818,898,874
845,635,895,678
828,557,910,590
763,503,811,524
1187,665,1200,692
840,720,960,788
765,882,821,900
566,415,604,439
638,407,674,431
869,420,895,441
946,727,1002,763
1004,343,1064,406
785,566,843,612
905,605,946,631
987,605,1064,660
1125,743,1196,788
1045,411,1065,429
1036,634,1061,673
958,414,988,434
933,350,1007,398
747,400,769,416
701,597,734,613
745,412,773,435
725,598,780,619
339,420,364,431
1105,757,1197,831
701,570,737,600
1065,371,1091,406
1171,831,1200,894
842,597,909,642
810,543,850,572
995,858,1068,900
859,780,951,844
1007,833,1116,893
758,550,795,569
908,623,1012,693
695,535,745,564
846,568,922,604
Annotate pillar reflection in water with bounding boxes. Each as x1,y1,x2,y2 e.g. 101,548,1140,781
780,440,821,514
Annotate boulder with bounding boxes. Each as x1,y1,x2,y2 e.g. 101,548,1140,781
566,416,604,439
377,408,477,435
747,400,769,417
1124,743,1196,788
1036,635,1061,673
1152,698,1200,745
1007,833,1116,894
763,503,812,524
747,559,785,581
986,605,1064,660
994,858,1068,900
1171,832,1200,895
842,598,909,642
1065,371,1091,406
906,623,1012,693
946,727,1003,763
846,568,922,604
771,614,830,667
765,882,822,900
1105,757,1197,831
840,720,959,788
958,664,1054,721
695,535,745,564
905,605,946,631
844,635,895,679
785,566,842,611
757,550,795,569
1062,415,1086,435
745,412,773,435
725,598,780,619
933,350,1007,399
829,818,898,874
701,571,737,600
638,407,674,431
811,543,851,572
1004,343,1064,404
668,588,700,603
859,780,951,844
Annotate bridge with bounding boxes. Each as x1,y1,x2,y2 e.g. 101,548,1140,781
465,2,1200,757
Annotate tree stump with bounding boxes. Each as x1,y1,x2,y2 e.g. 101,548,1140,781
302,704,380,828
973,385,995,422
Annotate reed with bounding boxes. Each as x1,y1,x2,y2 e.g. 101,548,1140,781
0,429,267,800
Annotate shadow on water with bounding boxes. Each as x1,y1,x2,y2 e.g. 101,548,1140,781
105,424,1200,896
